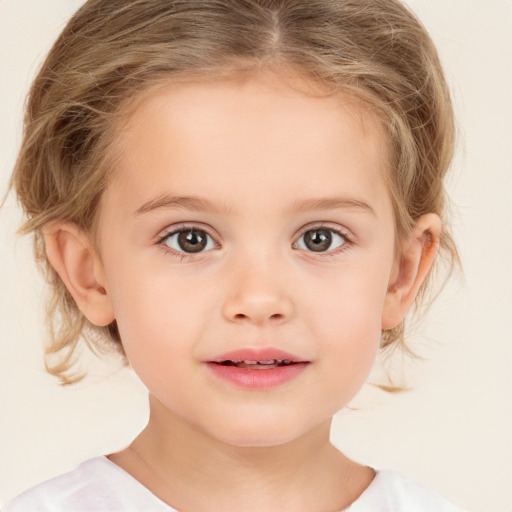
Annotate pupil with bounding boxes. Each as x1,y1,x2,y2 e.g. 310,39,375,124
178,230,207,253
304,229,332,252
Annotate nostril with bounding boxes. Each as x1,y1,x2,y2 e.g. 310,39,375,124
231,312,285,322
223,296,294,324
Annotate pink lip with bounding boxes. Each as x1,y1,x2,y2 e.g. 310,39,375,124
205,347,309,390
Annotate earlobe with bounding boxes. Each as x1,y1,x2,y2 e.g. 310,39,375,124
43,222,115,326
382,213,441,330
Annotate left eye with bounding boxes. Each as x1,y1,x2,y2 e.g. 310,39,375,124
295,228,346,253
162,229,217,253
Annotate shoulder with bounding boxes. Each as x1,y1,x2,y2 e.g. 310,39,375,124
2,457,174,512
347,469,465,512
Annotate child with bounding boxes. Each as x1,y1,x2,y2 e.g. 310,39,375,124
3,0,464,510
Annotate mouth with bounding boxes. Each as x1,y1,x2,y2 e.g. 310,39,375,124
206,348,309,389
215,359,297,370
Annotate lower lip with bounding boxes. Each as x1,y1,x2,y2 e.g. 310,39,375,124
205,363,308,389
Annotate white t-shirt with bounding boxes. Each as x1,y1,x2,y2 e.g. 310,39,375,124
3,456,463,512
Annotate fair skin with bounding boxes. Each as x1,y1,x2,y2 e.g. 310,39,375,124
44,74,440,511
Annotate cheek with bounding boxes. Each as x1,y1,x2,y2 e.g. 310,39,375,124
105,264,180,342
112,289,197,402
317,297,382,375
306,263,391,380
107,262,219,372
310,261,391,335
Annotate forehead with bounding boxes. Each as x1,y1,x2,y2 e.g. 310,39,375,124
106,74,391,218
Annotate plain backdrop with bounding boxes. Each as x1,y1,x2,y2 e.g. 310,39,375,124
0,1,511,511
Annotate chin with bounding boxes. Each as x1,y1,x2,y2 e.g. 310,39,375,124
204,414,317,449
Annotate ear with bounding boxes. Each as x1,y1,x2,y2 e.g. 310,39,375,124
382,213,441,330
43,222,115,326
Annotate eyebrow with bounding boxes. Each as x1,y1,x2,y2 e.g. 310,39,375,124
134,194,375,216
287,197,375,216
134,195,232,216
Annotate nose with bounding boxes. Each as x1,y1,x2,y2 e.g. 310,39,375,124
221,257,294,326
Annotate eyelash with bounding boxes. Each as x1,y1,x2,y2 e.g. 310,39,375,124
294,224,353,257
156,224,218,261
156,223,353,260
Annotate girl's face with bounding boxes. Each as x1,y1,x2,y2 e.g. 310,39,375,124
96,75,398,446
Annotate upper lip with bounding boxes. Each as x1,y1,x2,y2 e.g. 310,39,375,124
208,347,307,364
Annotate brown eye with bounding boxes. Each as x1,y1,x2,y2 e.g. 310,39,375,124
163,229,215,253
296,228,346,252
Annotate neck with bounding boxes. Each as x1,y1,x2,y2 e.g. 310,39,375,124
109,395,373,512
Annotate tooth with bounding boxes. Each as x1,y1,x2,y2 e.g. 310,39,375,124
243,360,258,364
259,360,276,364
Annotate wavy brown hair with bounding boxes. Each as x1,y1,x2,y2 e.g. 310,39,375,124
11,0,457,384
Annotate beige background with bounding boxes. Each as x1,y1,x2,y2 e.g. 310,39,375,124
1,1,511,510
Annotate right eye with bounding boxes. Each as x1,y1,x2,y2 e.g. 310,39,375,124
161,228,217,254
